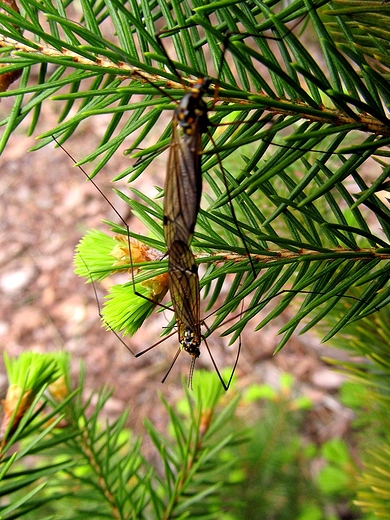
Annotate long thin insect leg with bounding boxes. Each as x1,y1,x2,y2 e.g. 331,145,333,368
161,347,182,383
208,132,258,280
199,32,259,280
155,32,185,83
79,256,135,356
135,330,177,357
202,335,241,392
53,137,171,311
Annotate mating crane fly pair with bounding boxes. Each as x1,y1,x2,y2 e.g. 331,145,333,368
164,75,222,387
74,38,246,390
133,66,243,389
161,68,242,389
74,16,313,388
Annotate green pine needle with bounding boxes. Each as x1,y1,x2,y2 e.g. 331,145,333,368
102,282,158,337
4,351,62,390
74,229,119,282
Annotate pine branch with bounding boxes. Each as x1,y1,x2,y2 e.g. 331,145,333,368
0,1,389,348
0,353,245,519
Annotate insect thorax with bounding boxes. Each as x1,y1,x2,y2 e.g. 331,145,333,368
175,77,212,136
180,326,201,358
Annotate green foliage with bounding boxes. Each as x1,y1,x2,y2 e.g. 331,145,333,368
1,352,370,520
75,229,163,335
315,301,390,518
327,0,390,72
0,0,389,350
0,352,78,518
223,379,319,520
317,438,355,497
0,353,247,519
1,2,390,517
356,445,390,519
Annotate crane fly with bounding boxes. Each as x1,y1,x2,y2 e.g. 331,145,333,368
51,4,382,391
163,77,211,248
70,12,329,386
117,39,256,385
160,239,237,390
164,240,201,387
160,47,256,385
70,43,299,385
160,16,326,383
161,76,231,385
63,146,239,388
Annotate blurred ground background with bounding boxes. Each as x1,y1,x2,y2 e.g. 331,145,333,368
0,76,356,442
